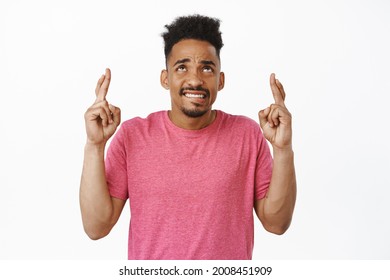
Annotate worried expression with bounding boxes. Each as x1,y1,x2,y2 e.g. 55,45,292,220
161,39,225,118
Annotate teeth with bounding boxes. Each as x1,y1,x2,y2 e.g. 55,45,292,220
185,93,205,98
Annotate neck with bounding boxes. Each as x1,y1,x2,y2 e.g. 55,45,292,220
168,109,216,130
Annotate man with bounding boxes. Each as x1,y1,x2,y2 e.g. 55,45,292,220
80,14,296,260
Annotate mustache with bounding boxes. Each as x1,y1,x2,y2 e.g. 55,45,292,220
180,86,210,97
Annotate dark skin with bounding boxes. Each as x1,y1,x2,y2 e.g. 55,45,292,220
256,73,296,234
80,39,296,240
160,39,225,130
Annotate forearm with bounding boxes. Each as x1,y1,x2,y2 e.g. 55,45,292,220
79,143,114,239
257,148,296,234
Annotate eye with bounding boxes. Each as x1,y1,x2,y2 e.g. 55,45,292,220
202,66,214,73
176,65,187,72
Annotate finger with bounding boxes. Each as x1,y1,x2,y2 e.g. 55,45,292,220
258,107,271,130
275,79,286,101
96,68,111,102
98,109,109,127
268,105,280,127
95,74,105,97
270,73,285,107
267,106,275,128
101,100,114,124
86,106,110,127
91,100,113,124
109,104,121,126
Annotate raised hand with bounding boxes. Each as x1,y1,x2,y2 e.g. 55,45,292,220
84,68,121,146
258,73,292,151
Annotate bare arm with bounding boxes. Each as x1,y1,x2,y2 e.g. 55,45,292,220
255,149,296,234
79,68,125,240
255,73,297,235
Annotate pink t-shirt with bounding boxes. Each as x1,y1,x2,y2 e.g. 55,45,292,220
105,110,272,259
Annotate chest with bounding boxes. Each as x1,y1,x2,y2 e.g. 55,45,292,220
126,134,256,203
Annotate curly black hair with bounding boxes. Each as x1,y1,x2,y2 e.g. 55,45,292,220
161,14,224,62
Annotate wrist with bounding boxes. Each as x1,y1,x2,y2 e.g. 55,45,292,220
85,141,106,154
272,145,294,158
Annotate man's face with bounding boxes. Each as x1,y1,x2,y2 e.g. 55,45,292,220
161,39,224,119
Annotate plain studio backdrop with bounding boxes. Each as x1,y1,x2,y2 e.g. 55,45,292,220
0,0,389,260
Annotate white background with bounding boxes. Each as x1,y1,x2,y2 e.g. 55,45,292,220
1,0,389,260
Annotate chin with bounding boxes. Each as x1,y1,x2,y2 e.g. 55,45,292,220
181,107,209,118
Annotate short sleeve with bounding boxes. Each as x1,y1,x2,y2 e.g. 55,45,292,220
254,131,273,200
105,125,129,200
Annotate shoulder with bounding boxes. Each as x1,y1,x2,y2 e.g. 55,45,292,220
217,111,268,151
218,110,261,132
112,111,165,141
119,111,165,130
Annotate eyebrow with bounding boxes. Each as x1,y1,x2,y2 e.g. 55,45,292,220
200,60,216,67
173,58,216,67
173,58,190,66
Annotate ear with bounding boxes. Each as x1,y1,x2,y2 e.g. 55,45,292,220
218,72,225,91
160,69,169,90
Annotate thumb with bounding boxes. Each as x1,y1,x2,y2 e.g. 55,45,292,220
258,107,270,130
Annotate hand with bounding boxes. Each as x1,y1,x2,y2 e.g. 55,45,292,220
84,68,121,146
258,73,292,151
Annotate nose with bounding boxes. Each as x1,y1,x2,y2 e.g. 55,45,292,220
186,70,204,87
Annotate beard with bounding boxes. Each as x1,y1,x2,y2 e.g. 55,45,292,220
181,106,209,118
179,86,210,118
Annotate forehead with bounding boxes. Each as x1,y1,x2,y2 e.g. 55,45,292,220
168,39,219,66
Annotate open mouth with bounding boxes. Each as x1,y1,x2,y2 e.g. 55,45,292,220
181,87,209,100
184,93,206,99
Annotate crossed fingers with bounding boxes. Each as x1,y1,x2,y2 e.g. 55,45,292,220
94,68,114,125
270,73,286,107
95,68,111,102
260,73,291,128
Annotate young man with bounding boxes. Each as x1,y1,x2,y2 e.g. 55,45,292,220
80,15,296,260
